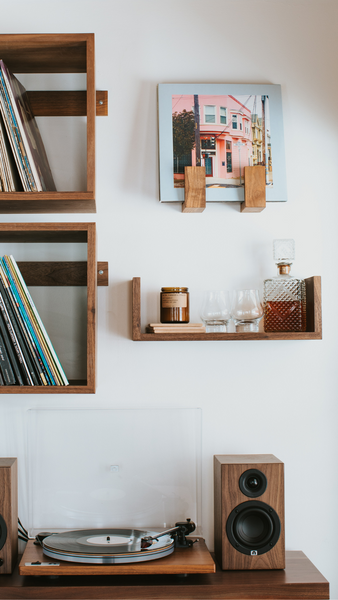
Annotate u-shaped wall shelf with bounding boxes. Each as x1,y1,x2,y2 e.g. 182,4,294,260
132,277,322,341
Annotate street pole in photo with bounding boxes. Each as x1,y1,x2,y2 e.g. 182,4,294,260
234,141,245,185
261,95,267,183
194,95,201,166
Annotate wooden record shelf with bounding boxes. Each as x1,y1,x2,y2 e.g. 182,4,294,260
0,551,329,599
132,277,322,341
0,223,108,394
0,33,108,214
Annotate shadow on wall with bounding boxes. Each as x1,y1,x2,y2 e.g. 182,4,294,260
107,280,132,339
121,80,159,201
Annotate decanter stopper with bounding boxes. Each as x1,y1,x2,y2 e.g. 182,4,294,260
273,239,295,275
273,239,295,264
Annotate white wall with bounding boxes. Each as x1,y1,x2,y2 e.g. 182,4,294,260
0,0,337,596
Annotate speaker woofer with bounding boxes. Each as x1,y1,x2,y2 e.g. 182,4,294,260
226,500,281,556
239,469,267,498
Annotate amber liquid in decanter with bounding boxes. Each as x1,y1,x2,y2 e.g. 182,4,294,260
264,300,306,332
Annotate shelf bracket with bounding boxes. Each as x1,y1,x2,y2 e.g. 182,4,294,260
26,90,108,117
241,166,266,212
182,167,206,213
15,261,109,286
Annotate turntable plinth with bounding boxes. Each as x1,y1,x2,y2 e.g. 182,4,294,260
0,551,330,599
19,539,215,576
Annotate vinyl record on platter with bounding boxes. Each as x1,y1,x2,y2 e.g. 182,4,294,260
42,528,175,564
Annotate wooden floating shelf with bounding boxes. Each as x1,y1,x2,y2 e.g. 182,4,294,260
132,277,322,341
0,33,108,214
0,223,108,394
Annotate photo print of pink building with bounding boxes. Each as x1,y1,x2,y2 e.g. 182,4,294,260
172,94,272,189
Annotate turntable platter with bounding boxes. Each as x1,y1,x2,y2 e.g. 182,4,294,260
42,528,175,564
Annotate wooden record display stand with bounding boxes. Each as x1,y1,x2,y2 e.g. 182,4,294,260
0,550,329,599
182,166,266,213
0,222,108,394
0,33,108,214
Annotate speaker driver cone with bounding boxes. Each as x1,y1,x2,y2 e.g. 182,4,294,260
226,501,281,556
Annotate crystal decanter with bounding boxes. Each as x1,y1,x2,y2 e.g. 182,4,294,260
263,239,306,332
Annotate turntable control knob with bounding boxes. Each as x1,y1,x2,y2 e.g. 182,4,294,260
107,536,110,542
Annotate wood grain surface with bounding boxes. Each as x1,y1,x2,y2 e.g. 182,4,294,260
0,34,91,73
0,459,17,575
182,167,206,213
26,91,108,117
0,223,97,394
19,539,215,576
214,455,285,570
16,261,108,287
241,166,266,212
0,193,96,215
0,33,101,214
0,551,328,599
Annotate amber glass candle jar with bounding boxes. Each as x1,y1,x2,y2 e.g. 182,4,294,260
160,287,190,323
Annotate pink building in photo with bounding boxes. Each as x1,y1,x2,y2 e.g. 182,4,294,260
172,94,253,187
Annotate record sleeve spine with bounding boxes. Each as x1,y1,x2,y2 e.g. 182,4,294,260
0,68,33,190
7,255,68,386
0,260,49,385
0,301,23,385
0,287,34,385
0,272,43,385
0,330,16,385
0,270,43,385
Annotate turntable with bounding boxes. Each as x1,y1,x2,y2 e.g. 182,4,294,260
19,519,215,576
21,409,214,576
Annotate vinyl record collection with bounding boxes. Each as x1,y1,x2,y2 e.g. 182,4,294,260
0,255,68,386
0,60,56,192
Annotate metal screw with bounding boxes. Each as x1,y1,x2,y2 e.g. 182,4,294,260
99,270,104,275
99,100,103,105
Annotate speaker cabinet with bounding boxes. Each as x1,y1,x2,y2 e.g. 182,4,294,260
214,454,285,570
0,458,18,574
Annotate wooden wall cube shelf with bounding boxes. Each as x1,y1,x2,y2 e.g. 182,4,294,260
0,223,108,394
132,277,322,341
0,33,108,214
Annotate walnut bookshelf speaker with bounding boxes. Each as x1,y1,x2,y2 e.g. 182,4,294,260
214,455,285,570
0,458,18,574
